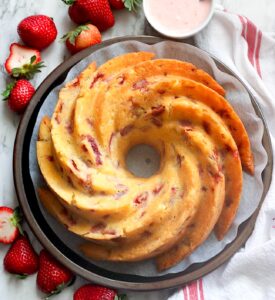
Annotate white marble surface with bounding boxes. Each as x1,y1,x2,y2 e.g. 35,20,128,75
0,0,275,299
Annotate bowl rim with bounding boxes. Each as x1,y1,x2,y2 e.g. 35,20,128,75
13,35,273,291
143,0,216,39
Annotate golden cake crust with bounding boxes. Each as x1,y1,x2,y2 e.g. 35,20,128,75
36,52,253,271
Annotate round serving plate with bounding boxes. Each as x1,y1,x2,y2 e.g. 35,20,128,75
13,36,273,291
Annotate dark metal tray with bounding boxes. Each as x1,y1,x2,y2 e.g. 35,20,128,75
13,36,273,291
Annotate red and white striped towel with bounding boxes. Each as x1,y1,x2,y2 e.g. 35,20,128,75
164,8,275,300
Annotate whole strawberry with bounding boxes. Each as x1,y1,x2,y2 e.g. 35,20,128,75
74,284,127,300
62,0,115,31
62,24,101,54
37,249,74,297
63,0,90,24
2,79,35,113
0,207,23,244
18,15,57,50
4,234,39,277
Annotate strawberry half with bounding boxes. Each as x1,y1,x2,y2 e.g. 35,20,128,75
2,79,35,113
5,43,45,80
0,207,23,244
62,24,102,54
4,234,39,278
37,249,75,297
74,284,127,300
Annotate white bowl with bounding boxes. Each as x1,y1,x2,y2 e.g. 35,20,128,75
143,0,215,39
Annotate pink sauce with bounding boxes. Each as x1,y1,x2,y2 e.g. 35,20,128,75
145,0,212,36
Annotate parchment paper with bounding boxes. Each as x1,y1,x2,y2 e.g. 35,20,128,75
29,41,267,276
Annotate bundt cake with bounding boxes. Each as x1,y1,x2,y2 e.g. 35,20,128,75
36,52,253,271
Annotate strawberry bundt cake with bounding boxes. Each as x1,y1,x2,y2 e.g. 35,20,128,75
36,52,253,271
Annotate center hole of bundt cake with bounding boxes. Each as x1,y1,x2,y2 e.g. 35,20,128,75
126,144,160,178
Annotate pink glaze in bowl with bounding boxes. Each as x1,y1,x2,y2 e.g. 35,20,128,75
143,0,215,39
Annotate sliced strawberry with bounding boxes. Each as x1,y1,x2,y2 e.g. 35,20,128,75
0,207,23,244
5,43,45,79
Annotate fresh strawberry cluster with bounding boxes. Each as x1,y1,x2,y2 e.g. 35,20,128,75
2,15,57,113
62,0,115,31
2,0,142,113
61,0,142,54
0,206,126,299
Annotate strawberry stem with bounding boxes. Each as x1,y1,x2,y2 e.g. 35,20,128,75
68,276,76,286
44,284,63,299
44,277,75,299
16,274,28,280
61,25,90,45
2,81,16,101
123,0,142,12
10,207,24,235
115,294,128,300
12,56,45,80
61,0,76,5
